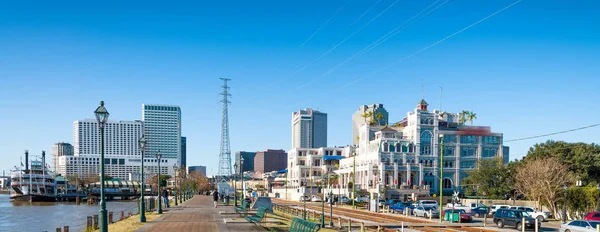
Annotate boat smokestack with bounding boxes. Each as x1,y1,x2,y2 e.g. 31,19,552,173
42,151,46,171
25,150,29,171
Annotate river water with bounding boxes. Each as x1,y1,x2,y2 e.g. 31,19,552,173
0,194,139,232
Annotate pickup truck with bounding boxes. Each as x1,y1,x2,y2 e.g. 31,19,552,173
508,206,551,222
445,202,483,213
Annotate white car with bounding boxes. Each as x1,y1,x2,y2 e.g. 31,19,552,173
416,200,439,209
413,206,440,218
560,220,600,232
509,206,551,222
310,195,322,202
299,195,310,202
490,205,510,215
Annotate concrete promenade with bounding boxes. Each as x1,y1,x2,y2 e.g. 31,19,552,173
135,195,265,232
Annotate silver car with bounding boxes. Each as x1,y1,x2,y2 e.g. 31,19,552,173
413,206,439,218
560,220,600,232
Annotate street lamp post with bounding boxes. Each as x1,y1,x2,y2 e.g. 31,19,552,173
157,151,163,214
173,164,178,206
138,136,147,222
94,101,109,232
241,157,245,201
563,184,568,223
234,163,238,207
439,135,445,223
321,174,326,228
352,147,357,210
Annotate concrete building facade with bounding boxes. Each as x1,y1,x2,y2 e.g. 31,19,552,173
254,149,287,173
352,104,389,146
51,142,74,173
287,147,350,189
335,99,508,196
291,108,327,149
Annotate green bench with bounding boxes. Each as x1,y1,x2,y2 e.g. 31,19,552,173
290,217,320,232
235,201,249,214
245,206,268,224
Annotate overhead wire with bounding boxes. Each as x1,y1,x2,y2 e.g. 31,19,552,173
299,2,348,48
504,124,600,143
321,0,449,77
350,0,383,26
339,0,523,89
290,0,402,80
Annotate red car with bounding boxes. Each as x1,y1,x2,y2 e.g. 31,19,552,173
584,212,600,221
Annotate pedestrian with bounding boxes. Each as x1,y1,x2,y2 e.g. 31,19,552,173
212,189,219,208
162,189,170,208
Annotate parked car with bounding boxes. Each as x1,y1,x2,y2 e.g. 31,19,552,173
390,202,416,214
509,206,551,222
310,195,322,202
340,196,350,204
490,205,510,215
470,206,491,218
493,209,540,230
446,202,484,213
442,209,473,223
356,196,370,203
584,212,600,221
416,200,439,208
560,220,600,232
299,195,310,202
413,206,439,218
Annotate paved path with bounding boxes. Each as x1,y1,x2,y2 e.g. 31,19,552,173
136,195,265,232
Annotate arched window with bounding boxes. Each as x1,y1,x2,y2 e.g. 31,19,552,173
389,143,395,152
408,143,414,153
382,142,388,152
402,144,407,152
420,131,433,155
396,143,401,152
443,178,453,189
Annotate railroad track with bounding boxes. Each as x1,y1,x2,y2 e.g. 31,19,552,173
273,199,496,232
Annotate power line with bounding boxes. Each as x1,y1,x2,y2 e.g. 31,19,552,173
339,0,522,89
350,0,382,26
299,2,348,48
504,124,600,143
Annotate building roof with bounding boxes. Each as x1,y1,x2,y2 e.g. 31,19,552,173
380,126,397,132
418,99,429,106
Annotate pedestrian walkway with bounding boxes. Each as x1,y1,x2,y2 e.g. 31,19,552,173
135,195,265,232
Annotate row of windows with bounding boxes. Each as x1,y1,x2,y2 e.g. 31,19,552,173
144,105,180,111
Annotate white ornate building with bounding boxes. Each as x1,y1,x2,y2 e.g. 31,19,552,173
335,99,508,196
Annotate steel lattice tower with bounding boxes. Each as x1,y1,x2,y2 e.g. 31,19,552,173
218,78,233,177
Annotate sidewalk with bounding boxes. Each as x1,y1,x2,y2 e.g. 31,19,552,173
135,195,265,232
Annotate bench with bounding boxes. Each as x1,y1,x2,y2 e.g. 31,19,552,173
290,217,320,232
235,201,249,214
245,206,267,225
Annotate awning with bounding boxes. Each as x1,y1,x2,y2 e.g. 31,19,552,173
323,155,344,161
277,169,287,173
87,180,151,189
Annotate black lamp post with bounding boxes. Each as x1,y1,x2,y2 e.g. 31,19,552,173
241,157,245,201
157,151,163,214
94,101,109,232
563,184,568,223
234,163,238,207
173,164,179,206
138,136,147,222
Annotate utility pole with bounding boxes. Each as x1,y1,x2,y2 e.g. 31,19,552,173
439,135,444,223
218,78,233,178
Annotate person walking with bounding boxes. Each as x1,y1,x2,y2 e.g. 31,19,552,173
162,189,170,208
212,189,219,208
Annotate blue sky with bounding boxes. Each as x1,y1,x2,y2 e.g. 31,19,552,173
1,0,599,176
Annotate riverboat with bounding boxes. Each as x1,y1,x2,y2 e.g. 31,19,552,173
10,151,57,202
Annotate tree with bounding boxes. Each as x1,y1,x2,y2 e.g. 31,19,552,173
461,157,515,199
466,111,477,125
360,111,373,124
525,140,600,184
459,110,469,124
515,157,573,218
375,112,385,126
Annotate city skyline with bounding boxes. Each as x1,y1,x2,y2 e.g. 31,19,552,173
1,0,600,176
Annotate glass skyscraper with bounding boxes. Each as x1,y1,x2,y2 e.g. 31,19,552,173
142,104,182,163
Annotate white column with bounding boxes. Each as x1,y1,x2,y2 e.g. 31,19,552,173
394,163,398,189
419,163,423,186
406,163,411,186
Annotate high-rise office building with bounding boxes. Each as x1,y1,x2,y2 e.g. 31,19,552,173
51,142,73,173
187,165,206,176
254,149,287,173
291,108,327,149
142,104,181,163
181,136,187,167
352,104,389,145
235,151,256,173
73,119,143,156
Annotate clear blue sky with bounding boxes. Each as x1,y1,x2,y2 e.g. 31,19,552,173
1,0,599,176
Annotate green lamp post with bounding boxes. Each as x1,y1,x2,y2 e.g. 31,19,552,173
94,101,109,232
138,136,147,222
156,151,162,214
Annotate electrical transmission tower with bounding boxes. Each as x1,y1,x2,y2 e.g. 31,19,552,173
218,78,233,178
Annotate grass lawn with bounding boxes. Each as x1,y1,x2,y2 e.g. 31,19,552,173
90,212,161,232
263,208,338,232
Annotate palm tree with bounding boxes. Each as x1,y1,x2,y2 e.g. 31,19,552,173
375,112,384,126
459,110,469,124
467,111,477,125
361,111,373,124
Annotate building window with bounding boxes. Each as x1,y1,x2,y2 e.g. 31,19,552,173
382,142,388,152
443,178,453,189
